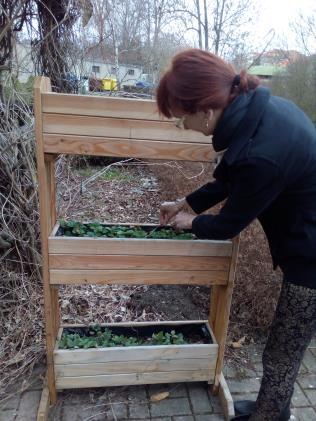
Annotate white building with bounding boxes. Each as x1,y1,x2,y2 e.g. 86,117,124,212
13,42,142,87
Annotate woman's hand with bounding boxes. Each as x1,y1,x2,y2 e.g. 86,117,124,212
171,211,195,230
160,198,186,225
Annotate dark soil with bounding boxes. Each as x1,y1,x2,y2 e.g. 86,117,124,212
128,285,210,321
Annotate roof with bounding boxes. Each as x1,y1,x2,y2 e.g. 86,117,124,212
248,65,284,77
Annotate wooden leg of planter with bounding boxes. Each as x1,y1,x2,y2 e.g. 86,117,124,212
218,372,235,420
51,286,60,337
37,375,50,421
210,285,220,330
211,237,239,393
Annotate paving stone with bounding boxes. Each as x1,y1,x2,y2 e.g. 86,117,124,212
151,418,171,420
0,409,18,421
0,394,20,410
17,390,41,421
195,415,225,420
310,348,316,358
127,386,148,402
151,418,171,421
291,382,310,407
129,403,150,418
167,383,187,398
298,362,309,374
173,416,194,421
207,394,222,414
150,397,191,417
187,383,213,413
62,404,93,420
231,392,258,402
253,362,263,375
302,349,316,373
226,378,261,394
309,337,316,348
305,389,316,406
297,374,316,389
104,403,128,419
48,402,63,421
292,407,316,421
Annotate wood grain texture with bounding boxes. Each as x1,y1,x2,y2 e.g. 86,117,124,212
49,254,230,271
49,269,228,285
43,134,215,162
42,113,210,144
218,373,235,420
54,344,218,364
48,237,233,257
212,236,240,392
55,358,216,377
34,76,57,403
56,370,214,389
42,92,160,120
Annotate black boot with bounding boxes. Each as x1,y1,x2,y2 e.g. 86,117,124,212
234,400,291,420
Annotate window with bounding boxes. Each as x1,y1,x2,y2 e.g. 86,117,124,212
92,65,100,73
128,69,135,75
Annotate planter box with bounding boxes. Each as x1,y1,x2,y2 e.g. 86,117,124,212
48,222,232,285
54,320,218,389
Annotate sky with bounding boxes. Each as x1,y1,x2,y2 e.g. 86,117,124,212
252,0,315,51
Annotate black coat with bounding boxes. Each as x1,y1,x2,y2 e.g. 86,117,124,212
186,87,316,289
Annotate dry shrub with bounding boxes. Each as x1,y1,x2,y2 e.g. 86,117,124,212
151,160,282,340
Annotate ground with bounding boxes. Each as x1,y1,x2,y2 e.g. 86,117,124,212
0,340,315,420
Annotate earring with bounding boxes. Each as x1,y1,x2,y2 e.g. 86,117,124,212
205,119,209,130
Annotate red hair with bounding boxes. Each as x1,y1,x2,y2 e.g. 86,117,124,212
156,48,260,118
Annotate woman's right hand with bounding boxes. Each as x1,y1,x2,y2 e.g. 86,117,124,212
160,198,186,225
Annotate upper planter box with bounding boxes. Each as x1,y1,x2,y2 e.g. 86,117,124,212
48,222,233,286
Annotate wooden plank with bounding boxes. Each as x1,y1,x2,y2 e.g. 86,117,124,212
42,113,210,144
218,373,235,420
43,134,215,162
37,383,50,421
48,237,233,257
44,155,60,339
54,343,218,364
49,254,230,271
212,236,240,393
55,358,216,377
49,269,228,285
61,320,209,328
34,76,57,404
42,92,160,120
56,370,213,389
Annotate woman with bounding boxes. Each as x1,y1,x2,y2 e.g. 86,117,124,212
157,48,316,421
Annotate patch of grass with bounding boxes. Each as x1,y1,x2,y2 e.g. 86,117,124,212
100,168,134,182
74,167,134,181
75,167,95,177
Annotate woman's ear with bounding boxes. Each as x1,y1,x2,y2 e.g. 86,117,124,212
206,109,214,121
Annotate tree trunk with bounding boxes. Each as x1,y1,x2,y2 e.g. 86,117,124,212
203,0,209,50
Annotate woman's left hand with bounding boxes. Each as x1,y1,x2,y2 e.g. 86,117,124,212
171,211,195,230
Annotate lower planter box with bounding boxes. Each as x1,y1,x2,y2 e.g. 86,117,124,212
54,320,218,389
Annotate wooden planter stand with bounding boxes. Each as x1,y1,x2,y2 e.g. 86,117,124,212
34,77,239,421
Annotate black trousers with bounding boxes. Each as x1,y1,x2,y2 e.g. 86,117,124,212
249,281,316,421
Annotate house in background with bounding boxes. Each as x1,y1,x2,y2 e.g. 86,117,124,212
248,64,284,82
248,49,305,83
12,42,143,89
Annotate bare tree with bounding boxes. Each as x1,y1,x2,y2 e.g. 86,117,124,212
291,9,316,55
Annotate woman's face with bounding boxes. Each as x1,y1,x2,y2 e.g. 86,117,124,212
173,110,214,136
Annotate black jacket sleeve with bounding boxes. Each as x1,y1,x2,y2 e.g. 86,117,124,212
186,179,229,214
191,158,283,240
